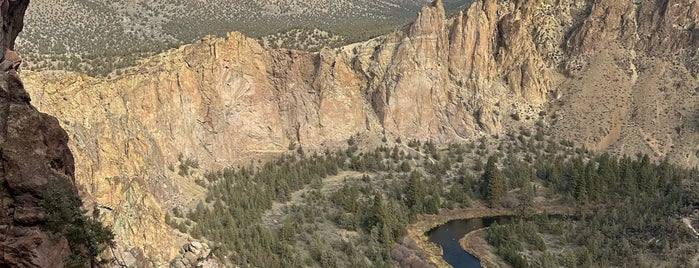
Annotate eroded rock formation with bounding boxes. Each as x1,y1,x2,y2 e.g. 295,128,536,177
0,1,104,266
0,0,27,72
0,72,76,267
553,0,698,165
17,0,699,264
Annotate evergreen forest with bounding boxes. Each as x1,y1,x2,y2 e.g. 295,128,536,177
167,128,699,267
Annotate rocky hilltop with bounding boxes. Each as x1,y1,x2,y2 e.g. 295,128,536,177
19,0,699,264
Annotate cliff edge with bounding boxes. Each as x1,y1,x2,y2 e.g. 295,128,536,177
0,1,113,266
0,71,76,266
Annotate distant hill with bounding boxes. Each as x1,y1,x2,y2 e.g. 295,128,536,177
18,0,474,76
19,0,473,54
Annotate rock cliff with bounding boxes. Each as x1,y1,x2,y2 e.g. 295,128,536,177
554,0,698,166
0,71,78,267
0,0,82,266
18,0,699,264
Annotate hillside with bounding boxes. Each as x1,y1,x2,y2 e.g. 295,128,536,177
17,0,475,76
18,0,699,265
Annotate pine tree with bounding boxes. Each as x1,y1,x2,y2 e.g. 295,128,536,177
425,195,440,214
406,172,425,214
481,155,504,207
516,184,534,216
365,195,391,244
279,218,297,243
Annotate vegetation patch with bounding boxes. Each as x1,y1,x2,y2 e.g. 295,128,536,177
42,178,114,266
164,123,699,267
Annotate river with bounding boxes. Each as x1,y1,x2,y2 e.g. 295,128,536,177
426,216,513,268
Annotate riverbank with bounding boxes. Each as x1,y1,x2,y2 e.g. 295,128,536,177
460,228,510,268
405,203,573,267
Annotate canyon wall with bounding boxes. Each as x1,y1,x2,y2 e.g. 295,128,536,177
19,0,699,264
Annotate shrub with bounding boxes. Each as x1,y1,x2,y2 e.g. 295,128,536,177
43,179,114,265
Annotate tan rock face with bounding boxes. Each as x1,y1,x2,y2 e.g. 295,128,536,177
18,0,699,264
637,0,699,54
24,33,293,264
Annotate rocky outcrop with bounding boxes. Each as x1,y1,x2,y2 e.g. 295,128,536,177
554,0,698,166
170,241,221,268
0,0,28,72
0,0,82,266
565,0,699,72
0,0,28,52
17,0,699,264
0,71,76,267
